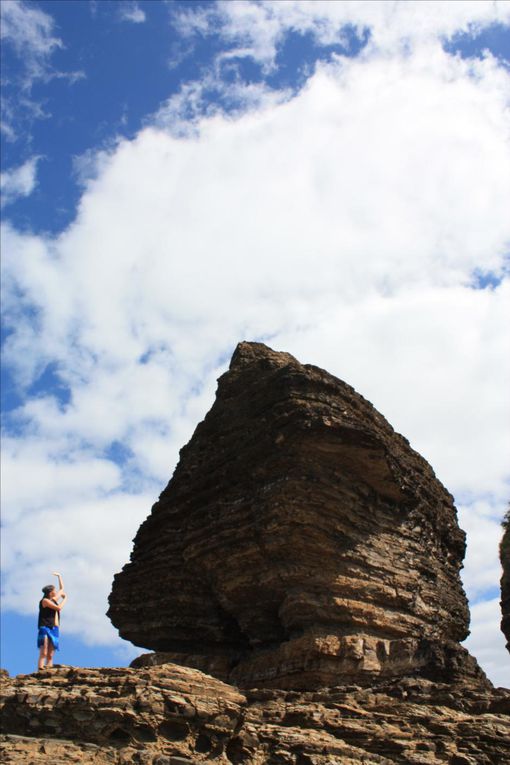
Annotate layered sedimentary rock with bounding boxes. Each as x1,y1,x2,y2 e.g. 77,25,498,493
2,342,509,765
108,342,473,689
501,510,510,653
2,664,510,764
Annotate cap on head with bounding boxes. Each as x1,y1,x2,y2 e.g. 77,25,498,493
42,585,54,596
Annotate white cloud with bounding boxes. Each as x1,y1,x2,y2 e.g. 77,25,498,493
0,1,84,140
174,0,510,68
459,501,507,600
0,0,63,86
118,1,146,25
464,598,510,688
1,7,510,684
1,492,156,646
0,156,40,207
274,283,510,502
72,145,117,188
0,436,122,522
152,73,291,136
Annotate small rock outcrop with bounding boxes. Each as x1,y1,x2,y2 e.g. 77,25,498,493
501,508,510,653
109,342,476,690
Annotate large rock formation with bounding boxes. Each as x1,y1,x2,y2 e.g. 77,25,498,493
1,342,509,764
108,342,474,690
501,508,510,653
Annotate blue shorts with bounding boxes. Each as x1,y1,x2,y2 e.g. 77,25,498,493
37,626,59,651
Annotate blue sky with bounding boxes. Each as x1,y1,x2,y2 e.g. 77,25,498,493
1,1,510,683
0,1,370,237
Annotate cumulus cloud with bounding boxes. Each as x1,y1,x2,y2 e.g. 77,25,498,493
1,4,510,684
458,501,506,598
1,488,155,649
118,1,146,25
174,0,510,68
152,74,291,136
0,0,63,83
275,283,510,503
0,0,84,141
465,598,510,688
0,156,40,207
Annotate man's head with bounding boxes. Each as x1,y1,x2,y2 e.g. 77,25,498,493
42,585,56,599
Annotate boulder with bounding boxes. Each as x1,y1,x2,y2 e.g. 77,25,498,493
2,342,508,765
108,342,479,689
501,509,510,653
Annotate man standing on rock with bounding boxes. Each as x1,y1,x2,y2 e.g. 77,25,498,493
37,572,67,671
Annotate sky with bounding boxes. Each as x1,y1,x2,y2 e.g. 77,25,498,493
0,0,509,685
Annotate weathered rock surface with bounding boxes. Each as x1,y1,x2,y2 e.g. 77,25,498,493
1,342,509,764
108,342,473,689
1,664,509,764
501,509,510,653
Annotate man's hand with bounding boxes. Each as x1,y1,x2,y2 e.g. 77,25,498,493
53,572,61,577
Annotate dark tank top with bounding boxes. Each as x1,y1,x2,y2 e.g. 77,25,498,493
38,598,58,628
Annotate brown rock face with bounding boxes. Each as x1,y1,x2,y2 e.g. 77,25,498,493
108,342,473,689
2,665,510,765
2,342,508,765
501,509,510,653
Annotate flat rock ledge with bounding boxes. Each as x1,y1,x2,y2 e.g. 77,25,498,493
1,664,510,764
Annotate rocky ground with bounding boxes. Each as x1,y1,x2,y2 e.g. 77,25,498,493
1,664,509,764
